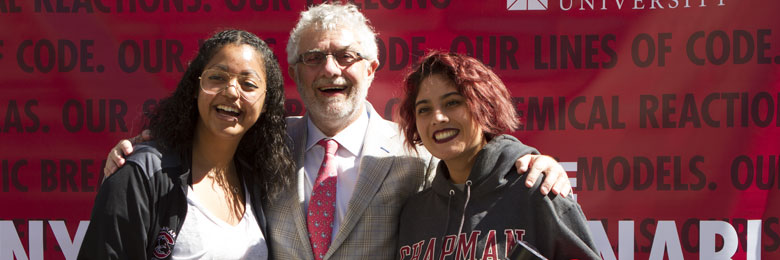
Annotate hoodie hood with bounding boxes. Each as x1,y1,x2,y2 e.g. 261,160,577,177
431,134,539,198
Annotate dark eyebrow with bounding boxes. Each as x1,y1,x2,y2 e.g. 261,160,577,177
414,99,429,108
208,64,229,71
414,91,461,107
441,92,461,99
207,65,262,79
242,70,262,79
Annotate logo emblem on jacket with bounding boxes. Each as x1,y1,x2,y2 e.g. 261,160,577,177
153,227,176,259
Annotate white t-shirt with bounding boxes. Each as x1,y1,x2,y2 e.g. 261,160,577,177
172,184,268,260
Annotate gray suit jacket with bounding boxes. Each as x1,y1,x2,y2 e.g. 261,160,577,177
265,102,437,260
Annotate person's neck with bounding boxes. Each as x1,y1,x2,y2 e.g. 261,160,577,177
443,140,487,184
443,156,477,185
191,128,240,181
310,105,364,137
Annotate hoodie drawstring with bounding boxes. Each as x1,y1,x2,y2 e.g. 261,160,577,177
441,189,455,242
441,181,473,253
456,180,472,238
449,180,473,252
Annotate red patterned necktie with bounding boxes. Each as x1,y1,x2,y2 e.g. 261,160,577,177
308,138,338,260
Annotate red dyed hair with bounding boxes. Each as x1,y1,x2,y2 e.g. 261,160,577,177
399,51,519,151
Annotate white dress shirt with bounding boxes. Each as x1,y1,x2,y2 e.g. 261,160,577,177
302,106,370,241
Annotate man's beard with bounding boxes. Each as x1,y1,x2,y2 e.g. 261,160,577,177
296,76,367,123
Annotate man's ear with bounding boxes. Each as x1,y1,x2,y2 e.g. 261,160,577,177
366,59,379,80
288,65,297,82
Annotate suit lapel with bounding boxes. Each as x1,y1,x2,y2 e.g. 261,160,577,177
289,114,315,259
326,103,397,256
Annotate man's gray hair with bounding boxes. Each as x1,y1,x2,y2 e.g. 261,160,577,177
286,2,378,65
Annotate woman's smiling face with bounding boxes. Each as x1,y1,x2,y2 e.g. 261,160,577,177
196,44,266,139
414,73,485,163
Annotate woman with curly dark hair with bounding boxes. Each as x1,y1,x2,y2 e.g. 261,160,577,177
396,51,600,260
78,29,294,260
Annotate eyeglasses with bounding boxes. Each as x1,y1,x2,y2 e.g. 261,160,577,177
199,69,266,103
296,50,364,66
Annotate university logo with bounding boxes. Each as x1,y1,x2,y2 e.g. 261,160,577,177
507,0,548,10
153,227,176,259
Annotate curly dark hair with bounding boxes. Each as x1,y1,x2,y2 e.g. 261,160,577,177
146,29,293,200
400,51,519,151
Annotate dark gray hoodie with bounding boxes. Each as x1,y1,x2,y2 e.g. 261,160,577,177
397,135,600,260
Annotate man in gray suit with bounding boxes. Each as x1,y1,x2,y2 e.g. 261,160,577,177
265,3,571,259
103,3,572,259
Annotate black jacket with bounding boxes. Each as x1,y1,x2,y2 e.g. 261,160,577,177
77,143,268,260
397,135,600,260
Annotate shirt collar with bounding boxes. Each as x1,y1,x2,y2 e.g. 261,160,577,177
305,104,370,156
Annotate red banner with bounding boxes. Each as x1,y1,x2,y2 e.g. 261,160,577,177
1,0,779,259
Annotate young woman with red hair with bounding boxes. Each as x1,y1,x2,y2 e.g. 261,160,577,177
396,51,600,260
